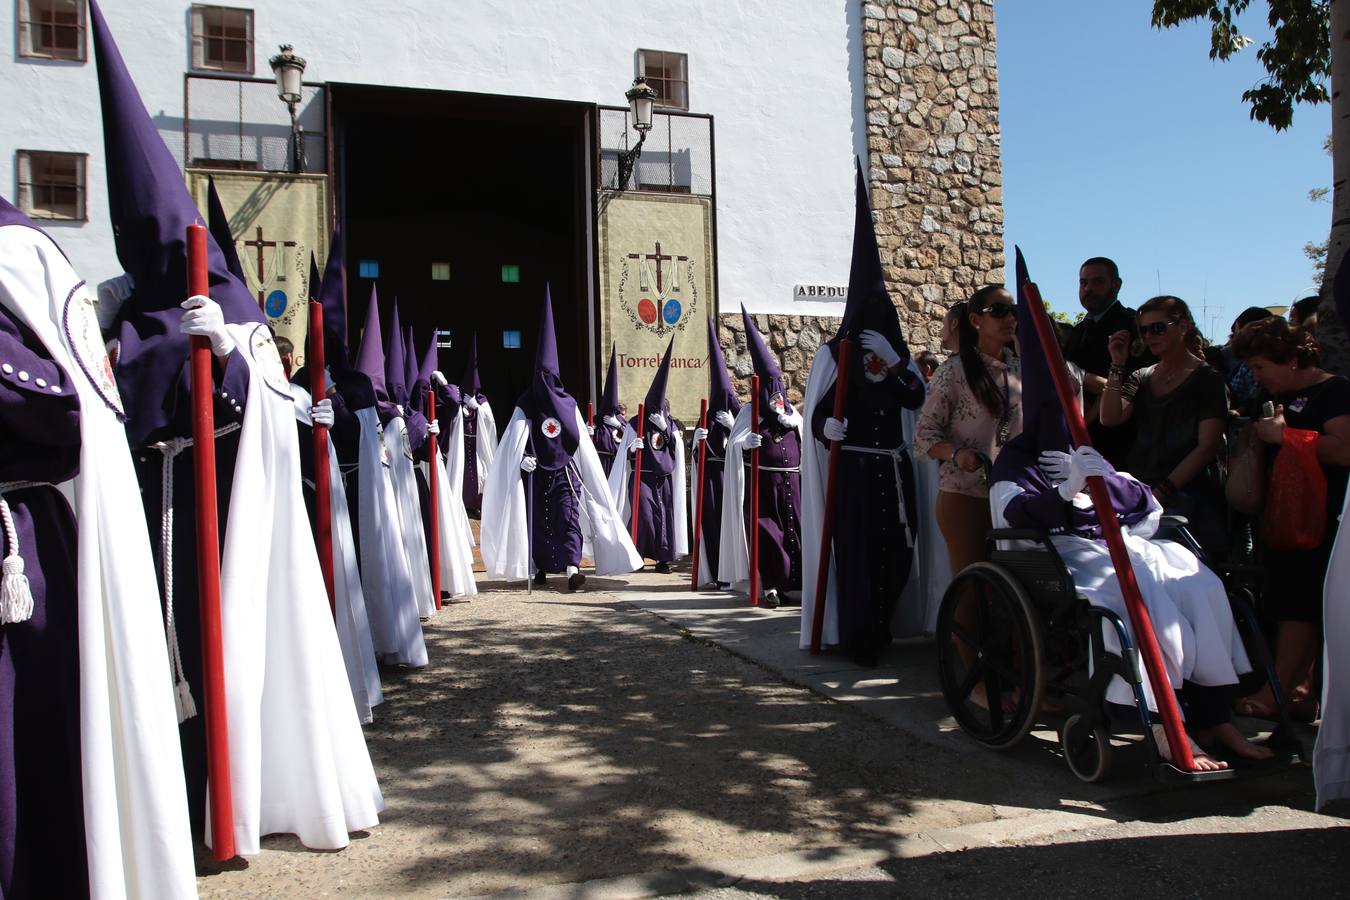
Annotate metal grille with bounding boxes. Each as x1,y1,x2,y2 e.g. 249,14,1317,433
179,75,325,173
598,106,712,195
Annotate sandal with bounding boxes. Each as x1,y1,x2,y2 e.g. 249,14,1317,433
1234,694,1281,722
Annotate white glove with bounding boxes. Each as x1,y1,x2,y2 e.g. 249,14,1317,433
396,404,405,417
860,329,903,369
521,455,538,473
179,294,235,357
745,432,763,449
628,440,640,456
1037,450,1072,483
310,398,334,428
649,411,668,431
823,417,848,442
431,370,448,387
715,410,736,430
465,396,480,411
1056,446,1110,501
692,427,709,443
428,420,440,435
603,414,621,429
96,272,135,329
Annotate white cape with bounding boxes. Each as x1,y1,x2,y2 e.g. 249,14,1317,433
899,377,950,636
990,478,1251,711
421,412,478,598
607,420,689,560
0,224,198,898
289,385,383,724
212,322,383,854
717,406,803,588
387,415,437,618
470,400,499,491
481,407,643,579
1317,490,1350,809
355,406,428,667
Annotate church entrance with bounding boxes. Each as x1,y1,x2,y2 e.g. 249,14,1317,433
331,84,596,409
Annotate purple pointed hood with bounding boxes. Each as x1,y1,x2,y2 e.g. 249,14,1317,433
385,303,408,406
308,253,322,302
316,219,347,370
403,324,421,405
830,159,909,386
461,332,484,401
344,284,386,412
741,305,788,418
598,343,623,418
518,285,580,469
415,331,437,401
706,316,740,419
643,338,675,415
205,176,245,283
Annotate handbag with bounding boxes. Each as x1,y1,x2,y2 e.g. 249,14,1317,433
1225,421,1266,517
1262,427,1327,551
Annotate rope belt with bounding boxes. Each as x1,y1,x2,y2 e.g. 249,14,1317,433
841,442,913,547
0,479,53,625
147,422,241,723
744,461,801,473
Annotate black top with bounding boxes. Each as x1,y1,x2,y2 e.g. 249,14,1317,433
1123,363,1229,488
1276,374,1350,526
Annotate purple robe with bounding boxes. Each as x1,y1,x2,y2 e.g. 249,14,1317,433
462,402,485,512
744,419,802,592
697,418,730,576
594,414,626,476
635,416,679,562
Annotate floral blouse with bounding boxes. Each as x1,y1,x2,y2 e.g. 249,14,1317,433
914,349,1023,498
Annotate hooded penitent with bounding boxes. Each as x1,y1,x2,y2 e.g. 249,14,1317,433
385,304,408,409
742,304,789,418
691,316,740,584
350,286,388,413
462,332,484,401
517,286,581,470
594,343,626,474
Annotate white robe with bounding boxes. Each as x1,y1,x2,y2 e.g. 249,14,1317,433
798,347,927,649
901,395,950,636
355,406,428,668
0,223,198,898
419,413,478,598
471,399,498,490
717,406,803,588
481,407,643,579
212,322,383,854
607,419,689,561
990,477,1251,711
387,414,437,618
289,385,383,724
1317,489,1350,809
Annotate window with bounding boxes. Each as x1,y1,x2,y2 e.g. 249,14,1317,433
502,330,522,350
358,260,379,278
637,49,688,111
190,5,254,74
16,150,86,221
500,264,520,283
17,0,85,61
431,262,451,281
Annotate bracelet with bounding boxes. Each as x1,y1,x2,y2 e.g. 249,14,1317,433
1103,385,1122,394
1108,365,1126,380
949,447,963,464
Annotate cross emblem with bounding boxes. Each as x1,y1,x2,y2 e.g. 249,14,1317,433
241,225,298,310
628,242,674,293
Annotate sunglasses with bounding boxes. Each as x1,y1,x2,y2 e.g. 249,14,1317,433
978,302,1015,319
1138,320,1178,337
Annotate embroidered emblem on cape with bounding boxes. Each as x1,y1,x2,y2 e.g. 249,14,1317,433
862,350,889,383
541,417,562,439
649,430,666,451
62,282,125,418
770,393,786,414
247,324,293,400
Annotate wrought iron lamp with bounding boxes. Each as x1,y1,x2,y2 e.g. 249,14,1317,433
269,44,307,173
616,75,657,190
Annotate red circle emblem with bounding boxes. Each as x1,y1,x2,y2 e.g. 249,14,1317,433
637,298,658,325
541,417,561,439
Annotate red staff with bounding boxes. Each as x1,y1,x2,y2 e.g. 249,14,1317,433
185,224,235,860
630,402,646,545
810,339,854,655
1020,266,1197,772
308,300,335,617
427,388,442,611
689,398,709,590
748,375,761,607
587,400,595,428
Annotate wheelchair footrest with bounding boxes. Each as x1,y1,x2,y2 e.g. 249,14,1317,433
1153,762,1238,784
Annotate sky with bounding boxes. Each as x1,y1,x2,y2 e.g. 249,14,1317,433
995,0,1330,341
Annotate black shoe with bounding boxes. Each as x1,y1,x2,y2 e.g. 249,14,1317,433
533,571,546,585
654,561,672,574
567,571,586,592
761,589,781,609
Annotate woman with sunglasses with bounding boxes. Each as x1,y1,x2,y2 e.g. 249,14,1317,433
1099,295,1229,554
915,285,1022,582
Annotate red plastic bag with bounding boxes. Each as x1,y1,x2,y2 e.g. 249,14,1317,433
1262,427,1327,551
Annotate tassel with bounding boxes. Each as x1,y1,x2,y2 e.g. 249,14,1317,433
1,553,33,626
174,679,198,723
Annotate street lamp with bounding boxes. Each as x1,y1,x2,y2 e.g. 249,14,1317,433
269,44,307,173
616,75,657,190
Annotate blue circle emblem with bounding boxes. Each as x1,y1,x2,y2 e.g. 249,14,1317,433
662,298,682,325
264,290,288,318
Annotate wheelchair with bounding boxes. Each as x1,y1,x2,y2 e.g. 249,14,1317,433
933,516,1301,783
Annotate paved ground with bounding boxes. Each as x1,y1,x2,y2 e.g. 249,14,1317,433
195,567,1349,898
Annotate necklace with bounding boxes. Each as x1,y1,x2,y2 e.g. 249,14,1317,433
1154,360,1197,388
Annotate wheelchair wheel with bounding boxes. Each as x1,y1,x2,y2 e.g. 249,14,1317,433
936,562,1046,750
1060,714,1112,783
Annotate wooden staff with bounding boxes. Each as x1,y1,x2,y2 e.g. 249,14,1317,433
749,375,761,607
185,224,235,860
427,388,442,611
689,399,709,590
1020,275,1196,772
307,301,335,617
810,338,854,655
630,402,646,545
